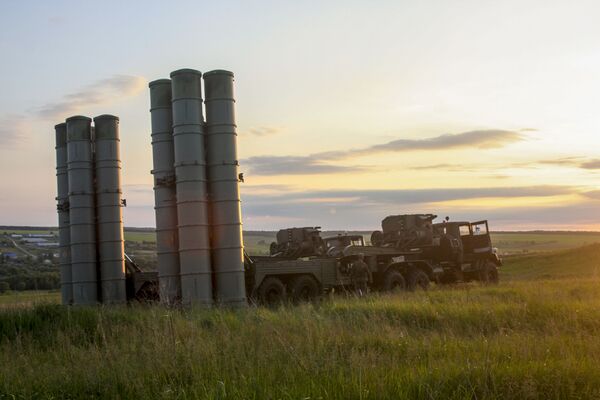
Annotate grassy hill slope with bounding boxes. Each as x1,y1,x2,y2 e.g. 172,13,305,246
2,244,600,398
502,243,600,281
3,278,600,398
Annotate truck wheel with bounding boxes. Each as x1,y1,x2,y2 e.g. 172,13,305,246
382,270,406,292
439,270,460,284
258,277,287,305
479,261,499,284
406,269,429,291
290,275,321,302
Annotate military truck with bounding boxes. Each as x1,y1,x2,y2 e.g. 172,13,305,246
247,214,501,305
370,214,501,284
134,214,501,305
247,224,444,305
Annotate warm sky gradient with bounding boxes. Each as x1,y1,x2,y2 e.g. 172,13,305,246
0,1,599,230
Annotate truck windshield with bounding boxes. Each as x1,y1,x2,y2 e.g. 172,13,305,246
472,223,487,235
351,238,363,246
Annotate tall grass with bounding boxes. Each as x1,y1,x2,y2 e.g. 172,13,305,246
2,279,600,399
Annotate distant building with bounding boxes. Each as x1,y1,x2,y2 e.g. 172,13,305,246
37,242,58,247
22,238,46,243
27,234,54,238
2,252,18,260
10,234,23,238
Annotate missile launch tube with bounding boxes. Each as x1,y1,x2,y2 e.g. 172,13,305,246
93,115,126,304
66,116,97,305
204,70,247,306
170,69,213,306
55,122,73,305
149,79,181,304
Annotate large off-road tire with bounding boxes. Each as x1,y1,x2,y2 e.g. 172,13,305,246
382,270,406,292
438,269,461,285
289,275,321,302
257,277,287,305
406,269,430,291
478,261,499,285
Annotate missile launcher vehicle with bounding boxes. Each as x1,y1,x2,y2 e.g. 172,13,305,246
247,214,501,305
130,214,501,306
269,227,326,258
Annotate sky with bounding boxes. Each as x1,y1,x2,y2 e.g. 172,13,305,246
0,0,599,231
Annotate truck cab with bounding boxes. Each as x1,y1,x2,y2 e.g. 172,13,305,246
323,234,365,257
433,219,501,283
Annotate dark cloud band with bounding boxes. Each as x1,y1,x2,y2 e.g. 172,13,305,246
243,129,526,176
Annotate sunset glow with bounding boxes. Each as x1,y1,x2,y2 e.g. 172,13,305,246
0,1,599,230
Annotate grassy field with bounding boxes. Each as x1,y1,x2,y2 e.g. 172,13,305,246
0,290,59,307
491,231,600,255
1,243,600,398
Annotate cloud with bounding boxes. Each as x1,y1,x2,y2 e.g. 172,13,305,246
408,156,600,174
580,159,600,170
349,129,525,156
0,114,30,147
123,184,154,194
240,184,298,194
34,75,146,120
246,126,282,136
536,157,583,167
240,185,584,230
582,190,600,200
112,184,594,230
244,185,575,206
243,129,526,176
243,155,370,175
0,74,146,152
409,163,457,171
532,157,600,171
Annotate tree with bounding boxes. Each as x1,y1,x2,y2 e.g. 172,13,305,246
0,282,9,293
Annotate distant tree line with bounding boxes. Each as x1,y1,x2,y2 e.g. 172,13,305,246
0,262,60,292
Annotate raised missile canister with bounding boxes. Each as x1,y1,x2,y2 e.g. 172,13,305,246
170,69,213,306
93,115,126,304
204,70,246,306
149,79,181,304
66,116,97,305
55,122,73,305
